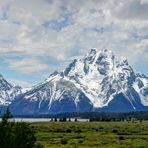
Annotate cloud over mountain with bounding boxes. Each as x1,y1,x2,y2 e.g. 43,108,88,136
0,0,147,86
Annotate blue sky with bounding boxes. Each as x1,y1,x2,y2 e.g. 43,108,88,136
0,0,148,87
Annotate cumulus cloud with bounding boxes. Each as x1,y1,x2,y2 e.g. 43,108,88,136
9,78,32,87
6,57,49,73
113,0,148,20
0,0,148,86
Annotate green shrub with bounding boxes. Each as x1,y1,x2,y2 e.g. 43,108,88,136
66,128,72,133
61,138,68,144
112,129,118,133
118,136,125,140
75,129,82,133
78,139,83,143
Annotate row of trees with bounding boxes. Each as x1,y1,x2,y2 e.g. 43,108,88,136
50,117,78,122
54,111,148,120
49,117,142,122
0,109,43,148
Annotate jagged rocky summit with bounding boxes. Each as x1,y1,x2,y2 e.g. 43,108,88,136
0,49,148,115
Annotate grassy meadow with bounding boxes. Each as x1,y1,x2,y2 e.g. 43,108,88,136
31,121,148,148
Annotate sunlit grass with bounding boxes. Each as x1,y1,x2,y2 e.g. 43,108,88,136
30,121,148,148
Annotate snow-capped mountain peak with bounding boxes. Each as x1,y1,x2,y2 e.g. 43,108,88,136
4,48,148,115
62,49,136,108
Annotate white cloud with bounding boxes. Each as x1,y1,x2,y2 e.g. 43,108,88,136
9,78,32,87
0,0,147,80
6,58,49,73
112,0,148,20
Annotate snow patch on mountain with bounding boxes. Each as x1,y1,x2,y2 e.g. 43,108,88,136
63,49,136,108
133,74,148,106
0,75,22,106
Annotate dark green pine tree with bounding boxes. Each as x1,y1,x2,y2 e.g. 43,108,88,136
0,108,43,148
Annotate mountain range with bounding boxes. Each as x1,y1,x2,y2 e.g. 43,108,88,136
0,49,148,115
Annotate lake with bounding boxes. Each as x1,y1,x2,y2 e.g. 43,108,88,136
0,118,89,122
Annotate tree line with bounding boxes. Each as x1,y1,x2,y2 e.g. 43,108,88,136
54,111,148,121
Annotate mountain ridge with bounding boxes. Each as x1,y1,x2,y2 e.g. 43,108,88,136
0,48,148,114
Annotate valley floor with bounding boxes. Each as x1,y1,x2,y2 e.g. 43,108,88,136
31,121,148,148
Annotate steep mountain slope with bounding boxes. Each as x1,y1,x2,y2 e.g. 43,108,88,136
10,49,148,114
10,75,92,115
0,74,21,107
133,74,148,106
63,49,136,107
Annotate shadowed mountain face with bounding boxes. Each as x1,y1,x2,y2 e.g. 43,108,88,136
10,79,93,115
1,49,148,115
